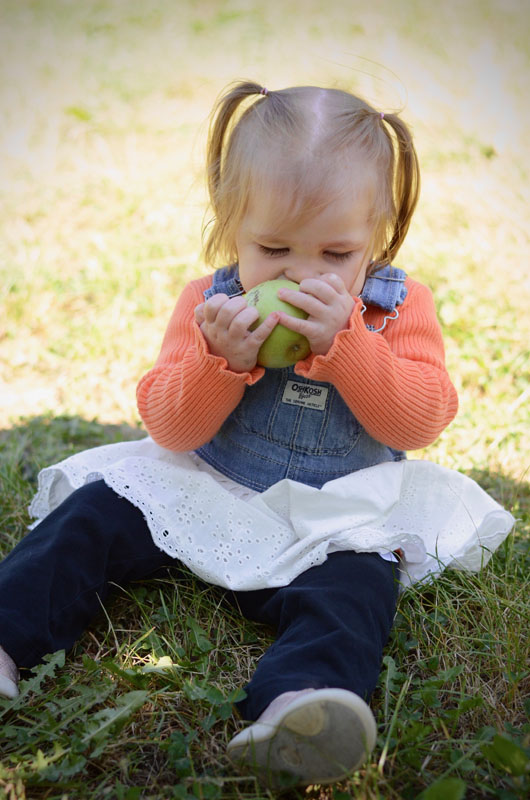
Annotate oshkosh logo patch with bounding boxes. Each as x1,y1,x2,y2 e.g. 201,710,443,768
282,380,328,411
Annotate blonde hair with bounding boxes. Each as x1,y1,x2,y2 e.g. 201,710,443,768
203,81,420,272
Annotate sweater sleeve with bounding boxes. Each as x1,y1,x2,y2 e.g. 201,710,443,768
136,276,264,451
294,278,458,450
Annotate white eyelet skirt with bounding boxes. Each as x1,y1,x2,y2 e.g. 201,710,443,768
28,436,515,591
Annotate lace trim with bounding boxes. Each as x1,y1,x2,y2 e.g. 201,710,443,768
27,438,515,591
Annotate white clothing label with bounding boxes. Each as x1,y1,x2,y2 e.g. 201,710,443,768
282,380,328,411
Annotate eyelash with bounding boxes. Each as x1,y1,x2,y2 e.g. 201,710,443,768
258,245,354,262
258,246,288,258
327,251,354,262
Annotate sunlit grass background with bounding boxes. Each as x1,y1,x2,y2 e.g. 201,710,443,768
0,1,529,798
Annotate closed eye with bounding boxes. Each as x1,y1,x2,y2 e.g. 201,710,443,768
325,251,354,262
258,245,356,262
258,245,289,257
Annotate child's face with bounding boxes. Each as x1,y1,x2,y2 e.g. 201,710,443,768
235,174,376,297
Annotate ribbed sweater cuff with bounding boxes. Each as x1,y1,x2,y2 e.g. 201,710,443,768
295,298,365,380
192,321,265,386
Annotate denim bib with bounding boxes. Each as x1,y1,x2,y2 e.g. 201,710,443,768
196,265,408,491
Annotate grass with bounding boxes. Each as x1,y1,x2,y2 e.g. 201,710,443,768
0,0,529,798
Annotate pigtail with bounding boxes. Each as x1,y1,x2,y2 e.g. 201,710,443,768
206,81,263,209
203,81,265,266
378,113,420,266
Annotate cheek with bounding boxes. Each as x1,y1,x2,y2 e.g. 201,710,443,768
346,261,370,297
239,255,284,292
238,258,265,293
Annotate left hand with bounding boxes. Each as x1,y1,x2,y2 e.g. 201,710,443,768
276,273,355,356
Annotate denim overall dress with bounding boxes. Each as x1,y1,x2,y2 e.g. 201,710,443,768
195,265,408,491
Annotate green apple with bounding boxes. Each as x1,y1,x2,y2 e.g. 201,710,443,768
245,279,311,368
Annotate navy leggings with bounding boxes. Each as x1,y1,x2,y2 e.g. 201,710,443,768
0,480,398,720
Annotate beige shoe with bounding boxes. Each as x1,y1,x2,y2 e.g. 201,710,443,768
227,688,377,786
0,674,18,699
0,645,19,700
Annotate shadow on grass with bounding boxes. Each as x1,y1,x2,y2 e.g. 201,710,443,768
0,413,145,484
0,414,145,553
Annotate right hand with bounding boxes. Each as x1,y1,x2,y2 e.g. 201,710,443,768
194,293,279,373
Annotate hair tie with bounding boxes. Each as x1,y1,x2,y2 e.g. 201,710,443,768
260,87,269,96
380,112,385,120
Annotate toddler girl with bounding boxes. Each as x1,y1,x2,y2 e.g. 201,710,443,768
0,81,514,787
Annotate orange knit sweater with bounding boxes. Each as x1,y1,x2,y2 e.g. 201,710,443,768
137,274,458,453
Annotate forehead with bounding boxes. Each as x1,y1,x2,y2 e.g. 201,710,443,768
241,163,377,241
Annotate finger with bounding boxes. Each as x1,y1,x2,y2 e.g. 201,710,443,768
320,272,349,293
250,312,280,343
277,286,327,317
194,303,205,325
297,276,345,302
227,304,260,334
203,293,230,323
215,295,249,328
275,311,311,335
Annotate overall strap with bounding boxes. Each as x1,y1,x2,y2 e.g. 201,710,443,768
203,265,244,301
360,265,408,333
360,265,408,311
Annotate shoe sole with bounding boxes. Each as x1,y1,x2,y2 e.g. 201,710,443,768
227,688,376,786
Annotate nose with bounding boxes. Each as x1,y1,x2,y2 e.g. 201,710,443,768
284,263,326,284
